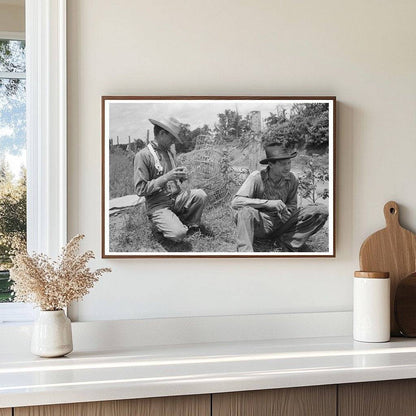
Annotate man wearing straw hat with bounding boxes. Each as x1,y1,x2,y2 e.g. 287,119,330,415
231,143,328,252
134,117,207,242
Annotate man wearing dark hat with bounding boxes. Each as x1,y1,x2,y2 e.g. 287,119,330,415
231,143,328,252
134,117,207,242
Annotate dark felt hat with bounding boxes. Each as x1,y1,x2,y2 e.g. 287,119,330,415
149,117,183,143
259,144,297,164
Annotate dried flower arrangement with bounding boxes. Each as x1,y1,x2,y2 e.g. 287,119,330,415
10,234,111,311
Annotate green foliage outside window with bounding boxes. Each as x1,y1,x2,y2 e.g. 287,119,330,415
0,162,26,302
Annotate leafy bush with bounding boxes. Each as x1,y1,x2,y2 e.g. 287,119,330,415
297,155,329,204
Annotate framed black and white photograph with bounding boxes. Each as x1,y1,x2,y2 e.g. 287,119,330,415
102,96,336,258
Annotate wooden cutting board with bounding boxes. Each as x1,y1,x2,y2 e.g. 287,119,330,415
359,201,416,336
395,272,416,337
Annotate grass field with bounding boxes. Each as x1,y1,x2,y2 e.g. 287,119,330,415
109,202,329,254
108,143,330,254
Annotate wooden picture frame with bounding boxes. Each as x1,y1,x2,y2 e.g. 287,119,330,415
102,96,336,258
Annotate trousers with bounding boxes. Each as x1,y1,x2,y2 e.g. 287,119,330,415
149,189,207,242
235,204,329,252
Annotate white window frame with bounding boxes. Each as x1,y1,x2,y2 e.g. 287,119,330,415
0,0,67,323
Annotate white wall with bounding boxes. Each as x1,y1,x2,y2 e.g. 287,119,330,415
67,0,416,322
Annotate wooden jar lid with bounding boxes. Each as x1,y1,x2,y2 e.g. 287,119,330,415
354,271,390,279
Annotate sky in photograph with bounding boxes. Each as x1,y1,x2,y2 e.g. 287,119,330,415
108,100,297,144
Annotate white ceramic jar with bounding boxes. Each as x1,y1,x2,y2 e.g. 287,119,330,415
353,271,390,343
31,310,73,357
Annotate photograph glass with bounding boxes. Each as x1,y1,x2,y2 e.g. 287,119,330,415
102,97,335,257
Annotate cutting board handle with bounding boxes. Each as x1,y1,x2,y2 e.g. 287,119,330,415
384,201,400,228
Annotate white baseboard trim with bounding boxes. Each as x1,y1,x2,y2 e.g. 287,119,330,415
0,311,352,353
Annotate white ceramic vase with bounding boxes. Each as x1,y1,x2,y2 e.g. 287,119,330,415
31,310,73,357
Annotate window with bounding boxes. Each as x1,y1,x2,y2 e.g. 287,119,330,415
0,0,67,324
0,34,26,306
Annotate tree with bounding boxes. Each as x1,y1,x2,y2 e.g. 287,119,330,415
264,112,286,128
305,110,329,152
176,124,213,154
299,103,328,118
261,119,307,150
261,103,329,153
0,158,14,184
0,162,26,270
291,103,329,152
214,109,244,141
0,39,25,73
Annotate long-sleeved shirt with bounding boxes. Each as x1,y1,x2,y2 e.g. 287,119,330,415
231,168,298,215
133,142,180,213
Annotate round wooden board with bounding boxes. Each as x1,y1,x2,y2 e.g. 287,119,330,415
395,273,416,337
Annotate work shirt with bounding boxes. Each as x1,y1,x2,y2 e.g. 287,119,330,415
231,167,298,215
134,142,181,213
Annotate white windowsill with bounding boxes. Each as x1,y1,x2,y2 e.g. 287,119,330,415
0,303,35,324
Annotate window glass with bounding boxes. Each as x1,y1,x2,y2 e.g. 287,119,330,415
0,39,26,303
0,39,26,73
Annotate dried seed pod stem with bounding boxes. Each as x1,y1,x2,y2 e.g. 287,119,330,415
10,235,111,310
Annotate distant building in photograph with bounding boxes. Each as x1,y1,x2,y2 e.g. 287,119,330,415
248,111,262,133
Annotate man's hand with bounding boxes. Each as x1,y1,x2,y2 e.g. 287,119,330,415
265,200,287,212
266,200,291,222
164,167,189,182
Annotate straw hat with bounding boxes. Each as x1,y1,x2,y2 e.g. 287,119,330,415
149,117,183,143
